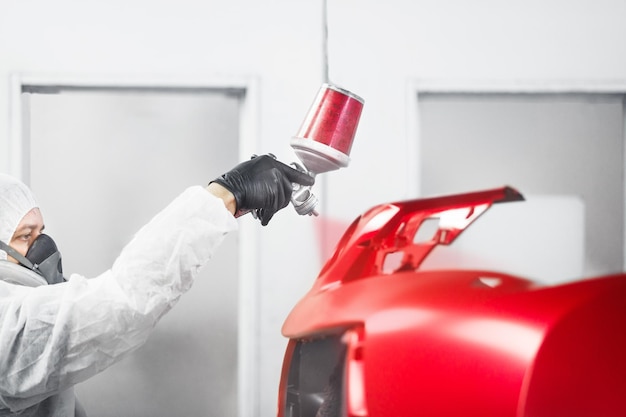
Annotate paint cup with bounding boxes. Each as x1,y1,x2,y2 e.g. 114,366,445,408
291,83,364,174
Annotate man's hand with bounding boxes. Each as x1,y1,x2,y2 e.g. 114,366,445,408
206,182,237,215
210,154,315,226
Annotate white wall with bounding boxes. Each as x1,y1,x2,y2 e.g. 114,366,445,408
325,0,626,214
2,1,626,416
0,2,325,416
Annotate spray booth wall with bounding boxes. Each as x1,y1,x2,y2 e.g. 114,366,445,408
1,1,626,416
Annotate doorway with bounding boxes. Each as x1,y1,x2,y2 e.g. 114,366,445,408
418,92,625,279
23,86,241,417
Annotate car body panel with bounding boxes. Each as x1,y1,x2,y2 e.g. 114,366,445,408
278,186,626,417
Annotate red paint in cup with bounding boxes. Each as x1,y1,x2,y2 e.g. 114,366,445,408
291,84,364,174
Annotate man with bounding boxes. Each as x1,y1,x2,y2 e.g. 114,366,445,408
0,155,314,416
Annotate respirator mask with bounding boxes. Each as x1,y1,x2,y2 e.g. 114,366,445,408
0,234,66,285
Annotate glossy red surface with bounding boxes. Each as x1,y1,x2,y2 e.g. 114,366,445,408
278,186,626,417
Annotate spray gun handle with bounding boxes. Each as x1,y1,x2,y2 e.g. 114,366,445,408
289,162,319,217
291,182,319,216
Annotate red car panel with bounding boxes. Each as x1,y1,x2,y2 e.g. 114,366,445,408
278,186,626,417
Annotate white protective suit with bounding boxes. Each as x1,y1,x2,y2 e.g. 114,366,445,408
0,177,238,416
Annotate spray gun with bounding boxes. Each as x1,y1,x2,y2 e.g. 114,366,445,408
288,83,364,216
235,83,364,221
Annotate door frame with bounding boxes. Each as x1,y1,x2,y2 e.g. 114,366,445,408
8,72,261,417
406,78,626,271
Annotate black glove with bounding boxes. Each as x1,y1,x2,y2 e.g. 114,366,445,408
212,154,315,226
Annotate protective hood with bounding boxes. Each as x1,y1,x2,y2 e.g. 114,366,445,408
0,173,38,261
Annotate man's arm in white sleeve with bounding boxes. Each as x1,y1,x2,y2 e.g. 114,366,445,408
0,186,237,410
